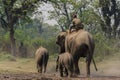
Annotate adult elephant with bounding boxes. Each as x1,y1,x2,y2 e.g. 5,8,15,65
56,29,97,77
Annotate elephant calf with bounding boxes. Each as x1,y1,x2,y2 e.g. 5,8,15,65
56,52,74,77
35,46,49,73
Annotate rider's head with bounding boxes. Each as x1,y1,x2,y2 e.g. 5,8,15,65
72,13,77,19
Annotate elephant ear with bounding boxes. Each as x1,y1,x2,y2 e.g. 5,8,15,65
56,32,66,46
59,31,67,38
66,30,70,34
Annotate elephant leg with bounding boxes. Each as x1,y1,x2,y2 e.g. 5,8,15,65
68,66,73,77
64,67,68,77
56,56,59,72
59,65,63,77
37,60,42,73
74,60,80,75
86,54,92,77
39,65,43,73
43,57,48,73
38,59,43,73
37,64,40,73
56,63,58,72
43,62,46,73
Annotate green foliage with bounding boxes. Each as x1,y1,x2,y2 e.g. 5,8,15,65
2,32,10,42
94,33,118,62
0,32,11,52
0,0,119,60
0,52,16,61
49,53,58,61
14,21,59,57
31,38,45,48
30,37,58,54
0,0,45,55
15,30,27,42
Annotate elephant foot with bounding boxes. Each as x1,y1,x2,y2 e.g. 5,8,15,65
38,69,42,73
86,74,90,77
64,72,68,76
75,71,80,75
60,73,63,77
60,75,63,77
72,73,79,78
68,75,72,78
73,71,80,77
44,69,46,73
69,74,73,77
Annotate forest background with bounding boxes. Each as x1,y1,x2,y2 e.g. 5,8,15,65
0,0,120,63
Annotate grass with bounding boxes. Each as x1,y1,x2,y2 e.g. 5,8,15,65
0,53,57,73
0,52,15,61
0,52,120,77
0,58,36,73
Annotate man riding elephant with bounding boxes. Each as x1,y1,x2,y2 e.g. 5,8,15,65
69,13,84,33
56,29,97,77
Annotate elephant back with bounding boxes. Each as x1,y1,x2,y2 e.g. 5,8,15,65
65,30,95,56
35,46,48,61
58,52,73,65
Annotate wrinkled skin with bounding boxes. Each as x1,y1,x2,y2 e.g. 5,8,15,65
35,46,49,73
56,52,74,77
56,30,97,77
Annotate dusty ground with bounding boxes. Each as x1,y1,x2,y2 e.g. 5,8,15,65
0,53,120,80
0,72,120,80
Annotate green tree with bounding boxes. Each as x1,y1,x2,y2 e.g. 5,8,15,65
0,0,47,56
99,0,120,38
49,0,101,32
49,0,71,31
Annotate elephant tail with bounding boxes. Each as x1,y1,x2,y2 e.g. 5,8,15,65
88,34,98,71
92,58,98,71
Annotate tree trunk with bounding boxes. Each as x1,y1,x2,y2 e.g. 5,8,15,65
9,27,16,56
63,3,71,29
107,27,112,38
113,27,117,38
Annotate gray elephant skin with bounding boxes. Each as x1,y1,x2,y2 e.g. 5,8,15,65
56,52,74,77
35,46,49,73
56,29,97,77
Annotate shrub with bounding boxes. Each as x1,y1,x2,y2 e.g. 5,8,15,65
93,33,118,62
0,52,16,61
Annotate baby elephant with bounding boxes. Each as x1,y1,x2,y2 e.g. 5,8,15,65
56,52,74,77
35,46,49,73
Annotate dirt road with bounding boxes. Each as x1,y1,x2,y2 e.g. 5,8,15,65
0,52,120,80
0,72,120,80
0,73,120,80
0,59,120,80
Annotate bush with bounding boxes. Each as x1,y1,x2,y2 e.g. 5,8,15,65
0,52,16,61
93,33,118,62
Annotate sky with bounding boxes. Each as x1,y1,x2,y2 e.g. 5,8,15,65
33,0,120,27
33,3,57,26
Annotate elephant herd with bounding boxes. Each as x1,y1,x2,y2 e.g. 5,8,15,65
35,29,98,77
